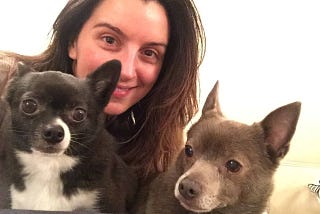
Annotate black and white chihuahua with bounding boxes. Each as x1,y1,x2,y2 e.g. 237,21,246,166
1,60,137,212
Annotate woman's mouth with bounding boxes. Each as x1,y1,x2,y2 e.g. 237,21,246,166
112,86,131,98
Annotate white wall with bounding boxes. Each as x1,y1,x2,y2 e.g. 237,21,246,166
194,0,320,166
0,1,67,54
0,1,319,166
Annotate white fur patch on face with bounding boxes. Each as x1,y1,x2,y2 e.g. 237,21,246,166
31,118,71,155
11,151,98,211
55,118,71,153
174,159,222,213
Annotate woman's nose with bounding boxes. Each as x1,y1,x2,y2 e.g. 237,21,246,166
119,52,137,81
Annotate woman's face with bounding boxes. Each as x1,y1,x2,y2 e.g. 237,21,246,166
69,0,169,115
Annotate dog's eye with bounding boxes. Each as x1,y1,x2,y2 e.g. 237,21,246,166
21,99,38,115
184,144,194,157
225,160,242,173
72,108,87,122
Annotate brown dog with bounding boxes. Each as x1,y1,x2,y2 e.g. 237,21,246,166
135,81,301,214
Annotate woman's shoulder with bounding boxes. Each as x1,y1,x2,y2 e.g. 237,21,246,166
0,51,19,95
0,51,18,158
0,50,19,66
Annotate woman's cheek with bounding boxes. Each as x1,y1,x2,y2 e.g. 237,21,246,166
144,68,161,86
76,54,108,78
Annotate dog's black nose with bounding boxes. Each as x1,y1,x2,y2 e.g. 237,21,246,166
42,124,65,144
178,178,201,200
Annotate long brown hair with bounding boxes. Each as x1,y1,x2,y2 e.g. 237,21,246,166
5,0,206,181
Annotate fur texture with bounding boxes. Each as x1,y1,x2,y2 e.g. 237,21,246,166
134,81,301,214
0,60,137,212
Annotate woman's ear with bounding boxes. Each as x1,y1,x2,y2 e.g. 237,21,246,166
68,41,77,60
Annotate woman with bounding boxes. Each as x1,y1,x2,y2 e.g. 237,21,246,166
0,0,205,183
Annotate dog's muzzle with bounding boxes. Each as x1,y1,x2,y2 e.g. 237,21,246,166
42,124,65,144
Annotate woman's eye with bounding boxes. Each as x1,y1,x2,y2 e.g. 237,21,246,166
184,144,194,157
143,49,156,57
103,36,116,45
140,49,159,64
21,99,38,115
225,159,242,173
72,108,87,122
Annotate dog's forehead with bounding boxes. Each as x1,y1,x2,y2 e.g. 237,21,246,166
21,71,86,92
27,71,79,85
16,71,91,104
185,120,267,172
188,118,246,138
187,118,264,154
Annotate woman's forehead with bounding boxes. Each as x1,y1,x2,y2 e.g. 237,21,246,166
89,0,169,44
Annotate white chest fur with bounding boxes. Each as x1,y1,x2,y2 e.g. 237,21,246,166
11,151,98,211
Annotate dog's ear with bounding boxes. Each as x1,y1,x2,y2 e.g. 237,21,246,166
15,61,36,77
261,102,301,160
201,80,224,118
86,60,121,108
4,62,35,104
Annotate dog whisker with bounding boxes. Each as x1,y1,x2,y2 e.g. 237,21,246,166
8,128,30,135
70,139,90,150
9,128,42,136
66,144,90,160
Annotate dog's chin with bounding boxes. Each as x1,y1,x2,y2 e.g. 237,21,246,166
32,147,65,156
175,194,226,213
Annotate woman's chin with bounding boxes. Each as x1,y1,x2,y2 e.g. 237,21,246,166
104,103,129,115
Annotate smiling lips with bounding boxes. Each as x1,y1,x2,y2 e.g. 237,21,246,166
113,85,133,98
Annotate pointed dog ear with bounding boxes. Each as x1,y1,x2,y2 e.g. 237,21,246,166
201,80,224,118
5,62,35,104
261,102,301,160
86,60,121,108
16,61,35,77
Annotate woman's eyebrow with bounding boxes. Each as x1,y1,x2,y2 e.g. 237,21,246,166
93,22,167,48
93,22,125,36
146,42,167,48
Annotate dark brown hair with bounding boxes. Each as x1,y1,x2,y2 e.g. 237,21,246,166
5,0,206,182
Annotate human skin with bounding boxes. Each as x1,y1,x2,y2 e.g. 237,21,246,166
68,0,169,115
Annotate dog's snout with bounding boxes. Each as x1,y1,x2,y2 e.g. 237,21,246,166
42,124,65,144
178,178,201,200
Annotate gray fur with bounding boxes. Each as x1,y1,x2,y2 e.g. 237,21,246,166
134,81,301,214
